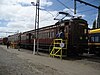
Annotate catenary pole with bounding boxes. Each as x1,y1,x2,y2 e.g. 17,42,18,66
31,0,40,54
36,0,40,54
74,0,76,14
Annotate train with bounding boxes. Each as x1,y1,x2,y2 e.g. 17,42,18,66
88,28,100,56
6,17,88,56
2,37,8,45
0,38,3,44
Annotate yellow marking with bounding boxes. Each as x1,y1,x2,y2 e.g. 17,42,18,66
89,28,100,34
88,43,100,45
50,39,67,59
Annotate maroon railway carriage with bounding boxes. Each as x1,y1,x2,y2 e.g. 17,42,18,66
2,37,8,45
0,38,3,44
7,18,88,56
18,24,58,50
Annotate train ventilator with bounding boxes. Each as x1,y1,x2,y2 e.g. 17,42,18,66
50,39,67,59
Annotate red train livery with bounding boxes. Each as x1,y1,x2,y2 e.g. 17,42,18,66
8,18,88,56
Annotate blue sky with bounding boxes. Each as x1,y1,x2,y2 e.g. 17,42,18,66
48,0,100,27
0,0,100,38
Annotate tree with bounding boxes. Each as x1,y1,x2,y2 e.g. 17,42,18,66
92,20,96,29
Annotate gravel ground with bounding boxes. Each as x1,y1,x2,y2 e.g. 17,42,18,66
0,45,100,75
0,46,63,75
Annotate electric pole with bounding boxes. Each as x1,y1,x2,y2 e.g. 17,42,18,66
97,6,100,28
74,0,100,28
74,0,76,14
35,0,40,54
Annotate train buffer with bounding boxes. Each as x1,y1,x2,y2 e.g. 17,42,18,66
50,39,67,59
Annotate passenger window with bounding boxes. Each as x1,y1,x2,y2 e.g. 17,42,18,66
91,37,95,42
95,36,99,42
84,29,87,34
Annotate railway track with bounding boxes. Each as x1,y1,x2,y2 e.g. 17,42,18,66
81,53,100,63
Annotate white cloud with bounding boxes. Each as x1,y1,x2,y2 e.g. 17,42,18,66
63,8,85,18
52,8,86,20
41,0,53,7
0,0,57,38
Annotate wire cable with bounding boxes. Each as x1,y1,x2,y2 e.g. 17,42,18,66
39,8,55,17
76,0,97,8
56,0,74,13
77,8,96,13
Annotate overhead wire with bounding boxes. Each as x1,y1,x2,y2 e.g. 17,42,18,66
76,0,97,8
76,0,98,14
77,8,96,13
39,0,98,23
39,0,74,22
39,8,54,17
56,0,97,15
74,0,99,20
73,0,98,27
56,0,74,13
39,8,56,22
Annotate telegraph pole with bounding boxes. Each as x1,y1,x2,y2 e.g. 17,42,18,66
35,0,40,54
97,6,100,28
74,0,100,28
74,0,76,14
31,0,40,54
75,0,100,9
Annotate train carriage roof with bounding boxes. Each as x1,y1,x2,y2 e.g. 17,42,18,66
89,28,100,34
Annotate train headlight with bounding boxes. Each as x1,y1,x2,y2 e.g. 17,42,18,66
86,37,88,39
80,37,82,40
